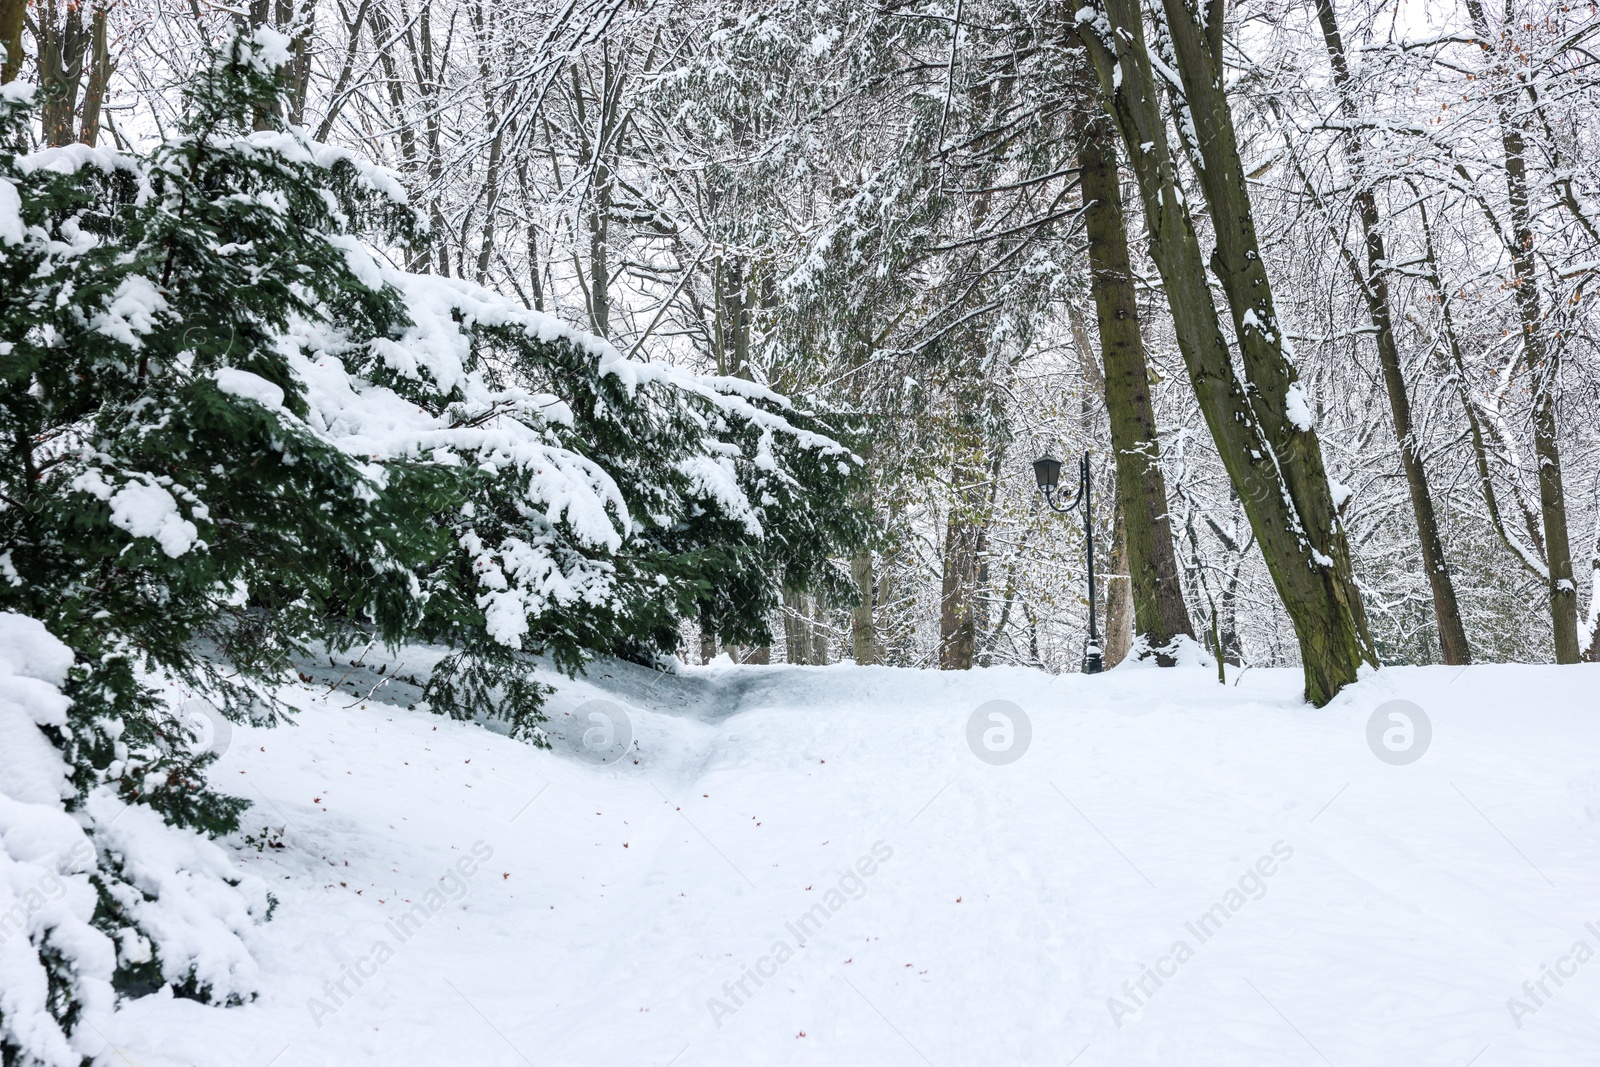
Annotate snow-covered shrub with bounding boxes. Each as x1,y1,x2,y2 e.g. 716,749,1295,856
1,27,864,1052
0,613,266,1066
0,613,110,1067
402,278,872,727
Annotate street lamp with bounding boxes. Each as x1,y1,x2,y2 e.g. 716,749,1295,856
1032,452,1103,674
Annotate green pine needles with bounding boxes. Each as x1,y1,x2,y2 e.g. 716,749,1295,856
0,27,864,1063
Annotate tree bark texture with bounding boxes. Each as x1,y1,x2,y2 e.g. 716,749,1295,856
939,481,982,669
1102,496,1134,667
1075,5,1377,705
0,0,24,85
851,549,878,664
76,7,110,147
1069,65,1196,660
39,0,88,147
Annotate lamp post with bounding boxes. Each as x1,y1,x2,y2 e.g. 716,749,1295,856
1032,452,1104,674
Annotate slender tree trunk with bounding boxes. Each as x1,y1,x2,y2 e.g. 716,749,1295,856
850,549,877,664
980,557,1018,667
1219,559,1243,666
848,436,877,666
941,418,1000,671
369,5,424,269
783,587,811,664
313,0,373,141
936,69,1007,673
588,169,611,334
875,535,895,664
721,258,748,376
476,123,506,284
810,596,830,665
1462,0,1579,662
1527,374,1577,661
412,4,449,276
516,162,547,311
971,450,1004,658
77,7,110,147
939,483,982,669
1412,193,1549,586
1070,60,1195,661
1310,0,1471,665
472,4,505,285
571,59,622,337
1102,495,1134,667
247,0,276,131
937,324,993,672
278,0,314,127
1076,6,1377,705
1582,527,1600,661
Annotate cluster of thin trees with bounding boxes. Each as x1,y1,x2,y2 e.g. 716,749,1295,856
7,0,1596,701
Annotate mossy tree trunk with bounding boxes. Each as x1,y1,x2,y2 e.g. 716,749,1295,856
0,0,24,85
1074,4,1377,705
1069,60,1195,662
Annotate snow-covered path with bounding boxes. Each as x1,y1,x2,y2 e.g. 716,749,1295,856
107,659,1600,1066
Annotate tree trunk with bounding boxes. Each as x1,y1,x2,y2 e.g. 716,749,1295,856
1102,495,1134,667
0,0,24,84
247,0,276,131
1069,64,1195,662
278,0,314,127
369,5,424,269
850,549,877,664
1311,0,1470,666
472,4,507,286
313,0,374,141
77,7,110,147
415,6,449,276
1582,527,1599,661
39,0,88,147
570,61,618,335
476,122,506,284
939,484,982,670
846,438,878,665
722,257,748,377
783,587,811,664
810,596,830,665
941,420,1001,672
1412,194,1551,590
1463,0,1579,663
1076,6,1377,705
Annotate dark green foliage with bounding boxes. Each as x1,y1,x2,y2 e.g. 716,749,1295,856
1,28,865,1050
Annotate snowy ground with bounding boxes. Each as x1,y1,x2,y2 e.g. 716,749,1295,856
103,654,1600,1066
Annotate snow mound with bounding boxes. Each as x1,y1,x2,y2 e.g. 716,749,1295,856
0,614,269,1066
0,613,114,1067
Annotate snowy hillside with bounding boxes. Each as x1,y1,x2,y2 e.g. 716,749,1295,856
99,656,1600,1066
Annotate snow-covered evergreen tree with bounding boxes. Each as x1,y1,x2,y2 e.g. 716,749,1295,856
0,27,865,1057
